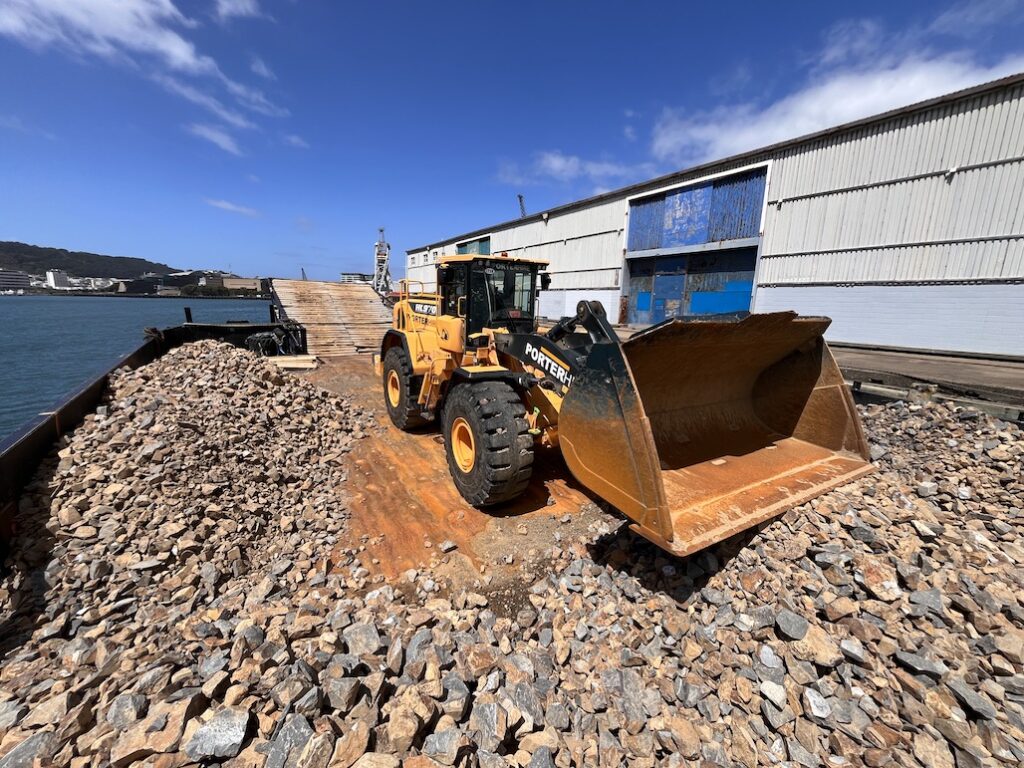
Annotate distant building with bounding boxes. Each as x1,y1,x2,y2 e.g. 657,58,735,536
340,272,374,284
222,277,260,292
0,269,30,290
46,269,70,289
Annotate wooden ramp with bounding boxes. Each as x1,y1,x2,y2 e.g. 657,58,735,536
271,279,391,357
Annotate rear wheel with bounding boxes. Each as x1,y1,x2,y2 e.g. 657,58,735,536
442,382,534,505
382,346,429,430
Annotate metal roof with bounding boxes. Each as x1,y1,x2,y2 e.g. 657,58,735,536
407,71,1024,254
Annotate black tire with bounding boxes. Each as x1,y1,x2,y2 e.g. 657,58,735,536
382,346,429,430
442,382,534,506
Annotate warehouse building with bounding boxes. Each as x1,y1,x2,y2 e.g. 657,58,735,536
407,74,1024,357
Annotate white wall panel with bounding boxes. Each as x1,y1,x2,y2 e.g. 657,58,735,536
538,289,622,321
754,284,1024,356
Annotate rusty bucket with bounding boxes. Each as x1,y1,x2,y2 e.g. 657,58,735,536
558,312,871,558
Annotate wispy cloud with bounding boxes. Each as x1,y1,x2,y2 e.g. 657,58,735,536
284,133,309,149
295,216,314,232
187,123,242,155
250,55,275,80
246,173,261,183
498,150,653,187
204,198,260,217
0,0,285,154
0,113,56,140
154,74,254,129
215,0,263,22
929,0,1023,37
652,2,1024,166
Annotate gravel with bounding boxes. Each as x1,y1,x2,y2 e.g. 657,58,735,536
0,346,1022,767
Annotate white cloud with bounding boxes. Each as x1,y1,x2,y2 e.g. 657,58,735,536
653,4,1024,167
187,123,242,155
284,133,309,149
499,150,652,187
0,114,56,140
250,54,275,80
0,0,285,137
246,173,261,183
154,74,254,129
204,198,260,217
0,0,215,75
929,0,1023,37
215,0,262,22
623,124,637,142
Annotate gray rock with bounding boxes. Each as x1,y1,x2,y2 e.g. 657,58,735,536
917,481,939,497
802,688,832,722
0,700,27,731
265,714,314,768
106,693,148,730
344,623,382,656
0,731,57,768
759,680,787,709
422,728,464,766
894,650,948,678
185,707,252,759
946,678,998,720
528,746,556,768
775,608,809,640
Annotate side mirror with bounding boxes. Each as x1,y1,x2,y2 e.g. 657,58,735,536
540,273,552,290
456,296,466,317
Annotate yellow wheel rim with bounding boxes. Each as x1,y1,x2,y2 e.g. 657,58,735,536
451,417,475,473
386,370,401,408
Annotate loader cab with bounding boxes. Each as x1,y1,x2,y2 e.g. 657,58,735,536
437,256,547,337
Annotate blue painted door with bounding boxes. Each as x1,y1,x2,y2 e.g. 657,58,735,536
651,274,686,323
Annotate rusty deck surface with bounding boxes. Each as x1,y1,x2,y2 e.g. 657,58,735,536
833,346,1024,406
302,359,605,580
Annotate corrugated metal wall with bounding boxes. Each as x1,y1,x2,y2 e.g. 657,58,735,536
760,83,1024,285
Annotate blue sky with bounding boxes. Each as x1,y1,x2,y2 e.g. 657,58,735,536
1,1,1022,280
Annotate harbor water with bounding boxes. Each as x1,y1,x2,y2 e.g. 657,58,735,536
0,295,272,442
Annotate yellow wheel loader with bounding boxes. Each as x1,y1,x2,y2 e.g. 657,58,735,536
373,253,871,558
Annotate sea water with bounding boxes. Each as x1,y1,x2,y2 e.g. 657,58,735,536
0,295,271,442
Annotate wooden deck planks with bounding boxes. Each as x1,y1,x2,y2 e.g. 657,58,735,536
271,279,392,357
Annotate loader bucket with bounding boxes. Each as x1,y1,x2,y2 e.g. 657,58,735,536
558,312,871,558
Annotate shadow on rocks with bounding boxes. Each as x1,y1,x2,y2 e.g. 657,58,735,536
0,455,59,663
586,519,761,607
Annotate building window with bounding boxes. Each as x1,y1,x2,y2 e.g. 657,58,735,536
456,237,491,256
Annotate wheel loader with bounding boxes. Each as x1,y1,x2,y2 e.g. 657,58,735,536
373,253,871,558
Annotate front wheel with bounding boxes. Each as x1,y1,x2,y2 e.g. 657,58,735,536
382,346,429,430
442,382,534,505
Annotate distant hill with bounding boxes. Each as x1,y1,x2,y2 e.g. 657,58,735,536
0,241,181,279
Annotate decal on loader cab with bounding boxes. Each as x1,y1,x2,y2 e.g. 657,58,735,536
411,302,437,316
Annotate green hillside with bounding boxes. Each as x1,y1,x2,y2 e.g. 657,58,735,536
0,241,181,279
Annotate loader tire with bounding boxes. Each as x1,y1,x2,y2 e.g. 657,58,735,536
442,382,534,506
383,346,429,430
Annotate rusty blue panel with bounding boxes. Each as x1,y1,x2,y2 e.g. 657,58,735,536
652,273,686,322
708,169,766,241
627,195,664,251
663,183,711,247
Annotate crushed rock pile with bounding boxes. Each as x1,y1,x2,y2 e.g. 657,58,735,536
0,346,1022,768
